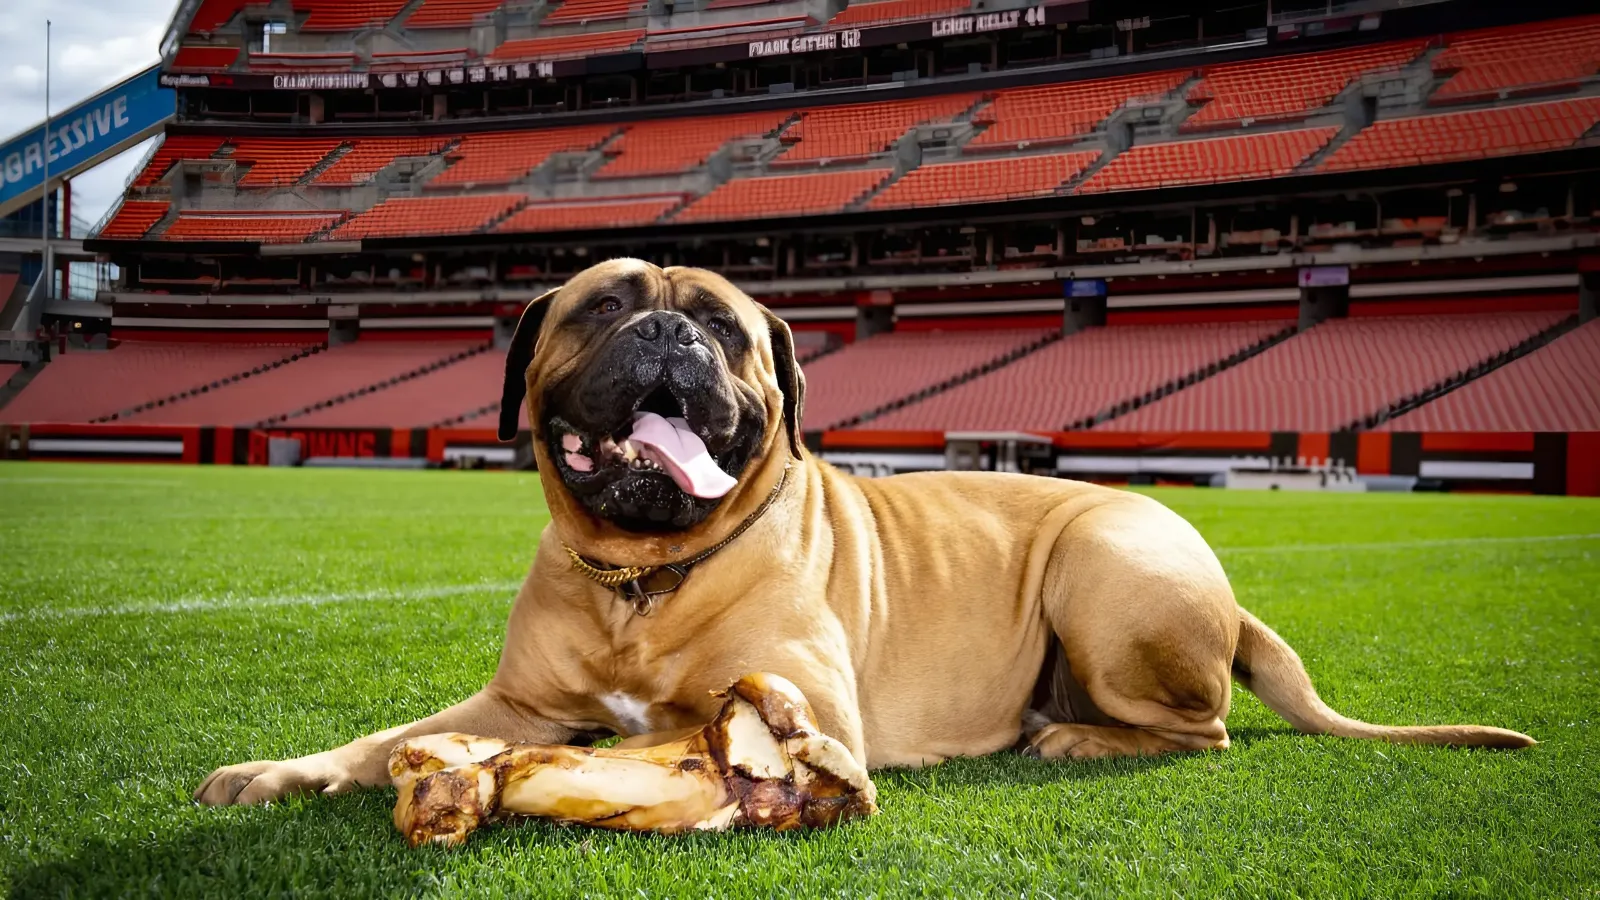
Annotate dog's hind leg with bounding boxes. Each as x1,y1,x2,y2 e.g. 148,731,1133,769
1026,494,1236,761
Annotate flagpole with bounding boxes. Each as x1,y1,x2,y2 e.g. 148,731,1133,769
42,19,52,301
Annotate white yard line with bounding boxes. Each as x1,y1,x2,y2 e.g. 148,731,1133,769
0,581,523,624
1217,533,1600,555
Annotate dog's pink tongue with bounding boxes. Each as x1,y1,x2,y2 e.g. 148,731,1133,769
628,412,737,499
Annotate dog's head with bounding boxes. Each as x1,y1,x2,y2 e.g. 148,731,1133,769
500,259,805,555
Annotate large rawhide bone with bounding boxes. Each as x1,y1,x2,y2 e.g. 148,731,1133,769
389,673,877,847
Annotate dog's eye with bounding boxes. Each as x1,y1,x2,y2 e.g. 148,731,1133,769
592,296,623,316
707,317,735,338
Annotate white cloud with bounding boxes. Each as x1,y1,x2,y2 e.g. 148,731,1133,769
0,0,180,227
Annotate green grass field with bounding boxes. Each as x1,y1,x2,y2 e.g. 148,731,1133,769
2,462,1597,899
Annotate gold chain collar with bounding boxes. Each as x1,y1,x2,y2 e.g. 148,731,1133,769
564,463,791,616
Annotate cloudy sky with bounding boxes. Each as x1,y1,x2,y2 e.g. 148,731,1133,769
0,0,181,230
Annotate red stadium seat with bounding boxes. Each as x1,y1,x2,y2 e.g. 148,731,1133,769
1185,40,1427,129
866,151,1099,210
405,0,509,28
1432,16,1600,104
1383,320,1600,431
496,197,682,232
967,71,1190,151
489,29,647,61
671,169,889,223
313,138,452,186
187,0,254,33
226,138,344,188
131,136,226,188
800,329,1053,430
291,347,503,427
162,211,347,243
124,340,484,426
293,0,409,32
0,341,320,424
428,126,616,186
1319,97,1600,172
595,112,790,178
98,201,170,240
828,0,970,27
866,322,1284,431
1078,128,1336,193
330,194,526,240
1099,313,1568,432
540,0,647,26
777,95,978,163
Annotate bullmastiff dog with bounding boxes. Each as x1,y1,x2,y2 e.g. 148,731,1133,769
196,258,1532,807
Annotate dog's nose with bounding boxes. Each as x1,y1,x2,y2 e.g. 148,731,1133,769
633,312,701,348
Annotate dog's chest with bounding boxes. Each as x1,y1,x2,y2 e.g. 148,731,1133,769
599,692,654,735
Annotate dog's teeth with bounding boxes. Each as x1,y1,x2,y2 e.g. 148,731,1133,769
629,458,645,471
621,441,640,462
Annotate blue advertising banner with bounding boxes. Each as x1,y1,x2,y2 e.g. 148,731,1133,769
0,65,175,218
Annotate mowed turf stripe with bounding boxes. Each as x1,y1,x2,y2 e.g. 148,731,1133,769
0,581,522,623
1218,531,1600,554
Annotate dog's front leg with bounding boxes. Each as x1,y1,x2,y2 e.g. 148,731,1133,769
194,687,576,806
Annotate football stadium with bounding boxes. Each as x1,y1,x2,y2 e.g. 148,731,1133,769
2,0,1599,896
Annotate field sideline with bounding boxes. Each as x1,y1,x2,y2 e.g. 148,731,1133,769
2,462,1597,898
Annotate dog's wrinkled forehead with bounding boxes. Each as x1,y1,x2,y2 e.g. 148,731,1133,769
541,260,765,339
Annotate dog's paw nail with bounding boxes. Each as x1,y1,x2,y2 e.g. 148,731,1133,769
1020,744,1042,759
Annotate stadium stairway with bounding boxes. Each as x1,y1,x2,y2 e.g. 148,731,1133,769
261,341,495,427
94,344,329,422
0,361,46,413
1353,313,1581,431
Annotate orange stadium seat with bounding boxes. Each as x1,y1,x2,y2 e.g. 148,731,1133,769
1100,313,1568,432
489,29,647,61
799,329,1051,430
595,112,790,178
227,138,343,187
0,341,319,425
496,197,681,232
330,195,526,240
293,0,409,32
540,0,647,26
671,169,889,223
865,322,1286,431
1184,40,1427,129
292,348,502,427
1383,320,1600,431
967,71,1190,151
124,341,482,426
313,138,451,186
1432,16,1600,104
132,136,225,188
1078,127,1336,193
828,0,969,27
866,151,1099,209
777,94,977,163
1319,97,1600,172
162,211,347,243
429,126,616,186
405,0,509,28
171,46,240,70
97,201,170,240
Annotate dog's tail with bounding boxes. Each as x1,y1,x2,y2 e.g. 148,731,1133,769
1233,609,1535,749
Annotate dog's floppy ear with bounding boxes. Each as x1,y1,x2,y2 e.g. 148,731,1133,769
498,287,560,442
760,307,807,459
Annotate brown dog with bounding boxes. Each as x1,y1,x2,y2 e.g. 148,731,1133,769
195,259,1532,807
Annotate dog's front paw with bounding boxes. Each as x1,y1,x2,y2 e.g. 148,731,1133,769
194,757,354,806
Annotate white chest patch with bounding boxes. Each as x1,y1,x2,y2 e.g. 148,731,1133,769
600,692,653,736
